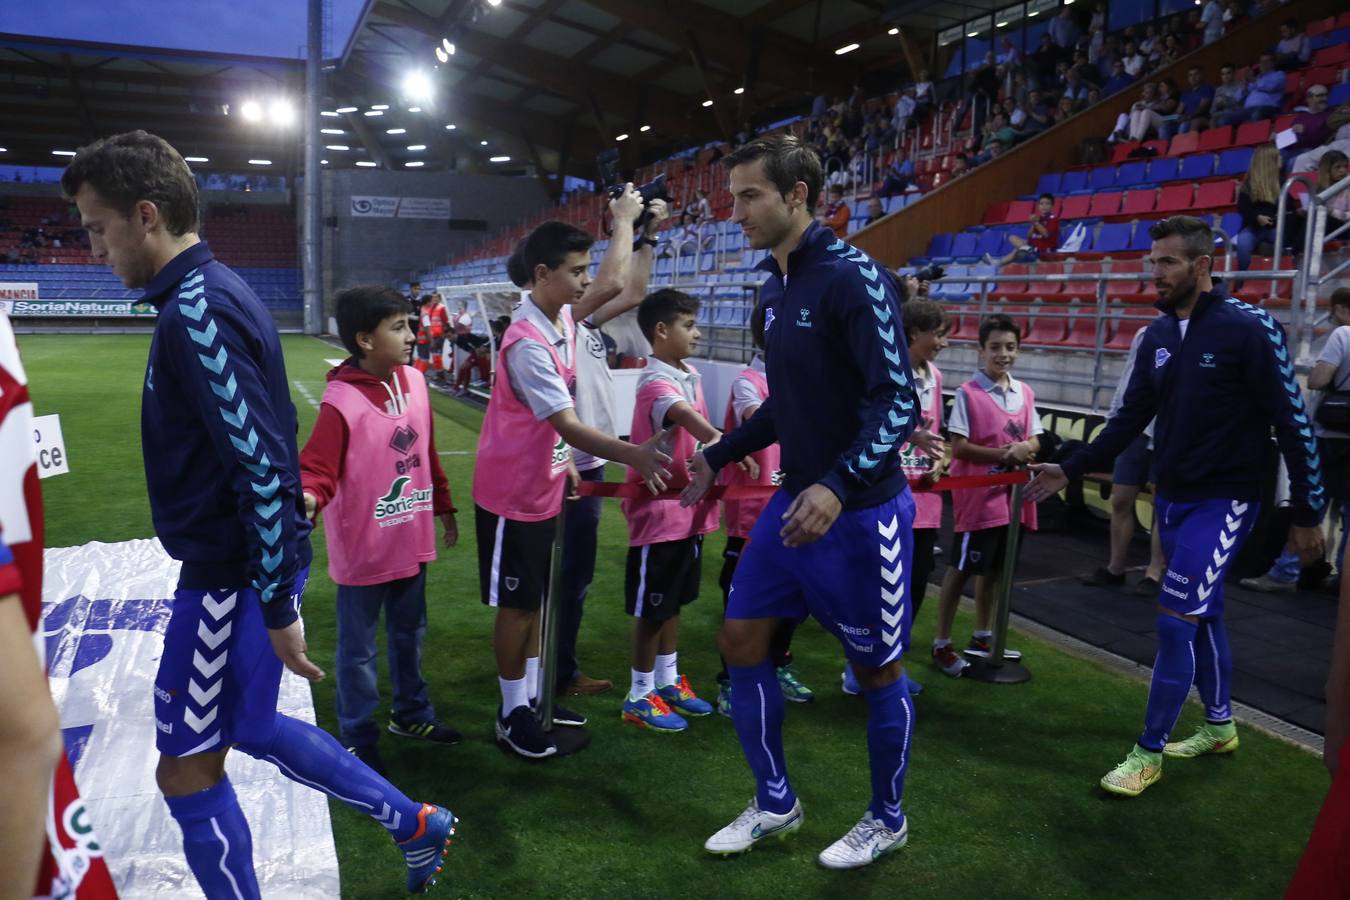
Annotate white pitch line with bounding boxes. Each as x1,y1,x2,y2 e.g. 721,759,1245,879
292,380,320,410
438,450,475,456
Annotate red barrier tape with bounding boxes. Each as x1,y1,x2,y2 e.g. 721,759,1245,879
574,469,1030,501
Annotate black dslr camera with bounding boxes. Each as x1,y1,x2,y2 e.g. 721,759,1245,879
915,264,945,282
607,173,671,246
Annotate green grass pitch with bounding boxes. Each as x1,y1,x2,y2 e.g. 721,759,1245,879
24,333,1330,898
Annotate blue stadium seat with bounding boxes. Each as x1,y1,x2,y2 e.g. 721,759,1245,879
1179,155,1215,180
1060,170,1089,193
1216,148,1254,178
1035,173,1062,195
926,233,954,258
1148,158,1181,182
1115,161,1149,187
1128,220,1159,252
1214,212,1243,245
950,232,980,259
974,229,1005,258
1331,82,1350,107
1089,165,1118,190
931,265,971,300
1088,222,1132,255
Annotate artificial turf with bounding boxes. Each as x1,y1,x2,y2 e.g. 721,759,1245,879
24,332,1331,899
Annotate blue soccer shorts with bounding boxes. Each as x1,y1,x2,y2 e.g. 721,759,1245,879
154,567,310,757
727,489,915,667
1155,497,1257,618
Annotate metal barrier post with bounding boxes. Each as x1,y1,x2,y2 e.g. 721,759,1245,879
964,480,1032,684
531,504,590,755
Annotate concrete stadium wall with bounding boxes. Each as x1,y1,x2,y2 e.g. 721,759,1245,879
321,169,548,298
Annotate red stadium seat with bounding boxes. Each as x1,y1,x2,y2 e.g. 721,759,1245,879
983,202,1010,225
1156,183,1194,214
1274,113,1297,132
1193,179,1237,211
1314,45,1349,67
1141,139,1168,157
1004,200,1036,223
1233,255,1295,306
1106,309,1151,351
1001,305,1033,340
1120,187,1158,218
1167,132,1200,157
1089,191,1123,217
1232,120,1272,147
1063,303,1106,348
1304,66,1338,89
1111,141,1142,163
1027,262,1065,299
992,262,1032,302
1106,258,1150,302
1062,261,1102,301
1023,302,1070,346
1308,16,1335,36
1196,126,1232,153
1060,195,1092,220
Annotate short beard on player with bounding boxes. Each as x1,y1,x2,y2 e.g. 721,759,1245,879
1156,265,1199,311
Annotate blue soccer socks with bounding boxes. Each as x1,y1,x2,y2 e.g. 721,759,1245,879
1140,613,1199,752
237,713,422,841
864,677,913,832
1194,617,1234,723
728,660,796,815
164,777,261,900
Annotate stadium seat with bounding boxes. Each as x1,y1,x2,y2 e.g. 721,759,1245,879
1000,305,1033,340
1273,113,1297,132
950,232,980,259
1106,309,1151,351
1304,66,1338,90
1062,261,1102,301
1115,161,1149,187
1313,44,1348,67
1120,188,1158,218
1308,15,1335,36
1035,173,1063,195
1089,166,1118,191
1216,147,1255,178
1060,170,1089,193
1023,302,1070,346
1148,157,1181,182
1127,219,1159,253
1141,140,1168,157
1178,154,1215,181
1332,82,1350,106
983,202,1010,225
974,229,1008,259
926,233,954,258
1082,223,1132,258
1060,195,1092,220
1156,183,1194,214
1004,199,1036,223
1106,258,1150,301
1063,303,1107,348
1167,132,1200,157
1196,126,1232,153
1111,142,1141,164
1088,191,1123,218
1214,212,1243,244
992,262,1032,302
1193,180,1237,211
1027,262,1065,299
1232,120,1272,147
1233,255,1295,306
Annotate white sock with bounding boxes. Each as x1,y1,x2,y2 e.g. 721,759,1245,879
973,630,993,641
629,668,655,702
655,652,679,689
525,656,540,702
933,638,951,649
499,676,529,716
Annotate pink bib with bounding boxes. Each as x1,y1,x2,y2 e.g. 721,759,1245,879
720,366,781,539
621,364,720,546
898,363,944,531
950,379,1039,533
320,367,437,586
473,311,576,522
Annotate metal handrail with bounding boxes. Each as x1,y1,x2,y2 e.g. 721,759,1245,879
1293,171,1350,365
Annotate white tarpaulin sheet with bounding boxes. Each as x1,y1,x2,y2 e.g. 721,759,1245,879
41,538,341,898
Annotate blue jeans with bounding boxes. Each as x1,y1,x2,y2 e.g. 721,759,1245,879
1234,225,1276,272
556,465,604,691
335,564,433,747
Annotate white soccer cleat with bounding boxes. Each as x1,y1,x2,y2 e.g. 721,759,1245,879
704,798,803,855
817,811,908,870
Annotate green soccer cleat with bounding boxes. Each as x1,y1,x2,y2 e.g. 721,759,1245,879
777,665,815,703
1100,745,1163,797
1163,722,1239,759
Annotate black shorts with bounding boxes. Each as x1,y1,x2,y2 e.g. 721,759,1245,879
475,505,556,611
949,527,1017,576
625,535,703,621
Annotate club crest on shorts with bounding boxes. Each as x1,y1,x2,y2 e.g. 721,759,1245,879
505,576,519,591
649,592,664,607
969,550,982,563
1155,348,1171,368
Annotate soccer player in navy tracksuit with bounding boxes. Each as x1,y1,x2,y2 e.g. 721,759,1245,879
1029,215,1326,797
62,131,457,896
683,136,921,869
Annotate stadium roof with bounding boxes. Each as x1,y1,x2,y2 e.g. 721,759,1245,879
0,0,995,181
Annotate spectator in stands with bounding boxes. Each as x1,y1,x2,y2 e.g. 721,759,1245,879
1282,85,1333,166
863,197,885,227
1242,288,1350,592
879,149,914,198
1118,80,1179,142
406,280,422,316
1275,19,1311,71
1054,95,1078,125
1157,33,1183,69
820,185,850,240
1219,52,1284,125
1085,86,1103,107
1139,24,1161,63
985,194,1060,267
892,86,917,135
1200,0,1225,46
1121,41,1147,78
1088,1,1106,34
982,111,1017,151
1015,91,1054,140
1234,143,1283,274
1171,67,1216,137
1034,33,1066,91
1103,58,1134,96
914,70,934,120
1290,152,1350,251
1050,5,1080,50
1208,62,1247,127
1062,67,1092,106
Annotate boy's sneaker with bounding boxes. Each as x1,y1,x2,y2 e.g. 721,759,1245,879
777,665,815,702
932,644,969,676
549,702,587,728
704,798,804,855
389,718,463,745
1238,574,1297,593
840,663,862,696
1163,722,1239,759
398,802,457,894
1100,745,1163,797
495,705,557,759
347,743,388,778
716,682,732,718
623,691,688,732
963,637,1022,661
817,811,908,870
656,674,714,717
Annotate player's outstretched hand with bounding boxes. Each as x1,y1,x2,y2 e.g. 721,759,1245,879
610,183,643,225
909,423,946,461
681,450,716,507
268,621,325,682
633,429,673,495
1025,462,1068,504
1289,524,1326,565
780,484,842,547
